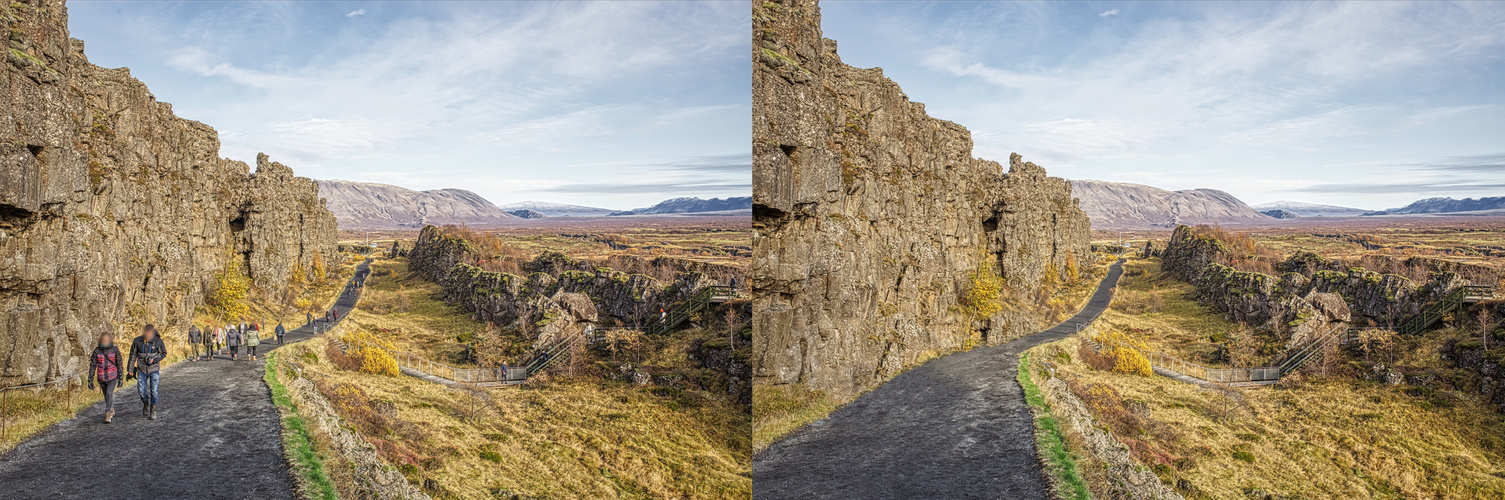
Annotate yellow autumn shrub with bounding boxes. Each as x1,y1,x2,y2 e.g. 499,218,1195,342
1098,330,1152,377
344,330,399,377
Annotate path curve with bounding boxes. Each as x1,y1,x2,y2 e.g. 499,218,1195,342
753,258,1125,499
0,259,371,499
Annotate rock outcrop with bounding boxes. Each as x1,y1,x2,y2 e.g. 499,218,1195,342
0,0,336,385
752,0,1091,402
317,179,518,230
407,226,732,338
1162,226,1467,338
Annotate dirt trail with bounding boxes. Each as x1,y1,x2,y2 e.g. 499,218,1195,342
753,258,1125,499
0,260,370,499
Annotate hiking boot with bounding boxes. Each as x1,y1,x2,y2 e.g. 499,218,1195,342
104,410,113,424
149,405,157,420
142,403,150,417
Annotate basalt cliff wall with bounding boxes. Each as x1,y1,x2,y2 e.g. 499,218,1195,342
751,0,1092,402
1161,226,1468,347
0,0,337,385
407,226,730,340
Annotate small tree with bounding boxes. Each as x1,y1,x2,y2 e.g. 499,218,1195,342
724,308,741,349
1479,308,1495,352
210,259,252,321
311,252,327,283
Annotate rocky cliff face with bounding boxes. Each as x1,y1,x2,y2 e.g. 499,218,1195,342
751,0,1091,402
407,226,727,337
1162,226,1465,337
0,0,337,385
317,179,518,230
1070,180,1270,229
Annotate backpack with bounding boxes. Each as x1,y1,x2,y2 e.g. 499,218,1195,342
94,348,119,382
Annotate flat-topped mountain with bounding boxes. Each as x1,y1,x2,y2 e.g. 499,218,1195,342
318,180,518,229
610,196,751,216
495,200,616,218
1252,201,1369,217
1070,180,1269,229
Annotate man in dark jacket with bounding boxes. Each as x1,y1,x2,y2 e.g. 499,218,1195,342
127,324,167,420
275,321,286,345
226,325,242,360
186,325,202,362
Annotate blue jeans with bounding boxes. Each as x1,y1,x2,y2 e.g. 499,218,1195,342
136,371,160,405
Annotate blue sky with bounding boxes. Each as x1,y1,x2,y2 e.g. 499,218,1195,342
821,1,1505,210
69,1,749,210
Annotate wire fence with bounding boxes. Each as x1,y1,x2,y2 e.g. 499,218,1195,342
1,370,85,441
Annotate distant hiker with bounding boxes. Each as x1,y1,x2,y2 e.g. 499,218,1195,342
202,323,216,361
306,312,313,326
226,325,242,361
87,331,124,423
127,324,166,420
245,324,261,361
660,308,667,323
275,321,286,345
729,275,738,289
186,325,202,362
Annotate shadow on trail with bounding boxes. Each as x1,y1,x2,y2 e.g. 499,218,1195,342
753,258,1125,500
0,258,372,499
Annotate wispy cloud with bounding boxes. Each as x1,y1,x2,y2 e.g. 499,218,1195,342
70,2,749,208
1295,180,1505,195
1402,153,1505,174
824,1,1505,207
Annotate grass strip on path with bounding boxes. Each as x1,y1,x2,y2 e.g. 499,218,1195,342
1018,352,1091,500
265,350,339,500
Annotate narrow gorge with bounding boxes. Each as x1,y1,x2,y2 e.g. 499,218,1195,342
1,0,337,385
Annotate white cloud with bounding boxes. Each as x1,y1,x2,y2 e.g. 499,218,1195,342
346,9,366,18
1099,9,1119,18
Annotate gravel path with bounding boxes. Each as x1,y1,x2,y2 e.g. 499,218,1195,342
753,258,1125,499
0,260,370,500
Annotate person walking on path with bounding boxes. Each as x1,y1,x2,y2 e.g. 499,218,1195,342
186,325,202,362
213,325,224,357
126,325,166,420
87,331,124,423
245,324,261,361
201,323,215,361
226,325,242,361
306,311,313,327
275,321,286,345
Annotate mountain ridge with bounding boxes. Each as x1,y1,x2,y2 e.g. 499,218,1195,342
1070,179,1270,229
1365,196,1505,216
318,179,518,229
610,196,751,216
